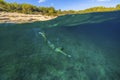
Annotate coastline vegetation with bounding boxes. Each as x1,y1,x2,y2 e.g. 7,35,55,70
0,0,120,16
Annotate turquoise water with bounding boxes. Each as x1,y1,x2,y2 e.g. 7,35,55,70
0,11,120,80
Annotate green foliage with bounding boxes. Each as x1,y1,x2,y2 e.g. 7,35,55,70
61,5,120,14
0,0,6,11
0,0,58,15
0,0,5,4
0,0,120,16
116,4,120,9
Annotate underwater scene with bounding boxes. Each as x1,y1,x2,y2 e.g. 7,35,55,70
0,11,120,80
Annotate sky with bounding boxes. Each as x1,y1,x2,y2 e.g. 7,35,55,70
5,0,120,10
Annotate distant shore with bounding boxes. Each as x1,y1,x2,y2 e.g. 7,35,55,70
0,12,57,23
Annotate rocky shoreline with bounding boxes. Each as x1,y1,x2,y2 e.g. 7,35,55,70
0,12,57,23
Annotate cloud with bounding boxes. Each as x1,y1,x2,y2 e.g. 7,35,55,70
97,0,111,2
38,0,46,3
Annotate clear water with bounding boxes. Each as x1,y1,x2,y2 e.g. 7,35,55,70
0,11,120,80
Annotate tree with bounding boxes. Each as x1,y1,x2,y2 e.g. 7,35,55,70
47,7,55,15
0,0,120,16
56,9,62,15
21,3,33,14
116,4,120,9
0,0,7,11
39,7,48,14
0,0,5,4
